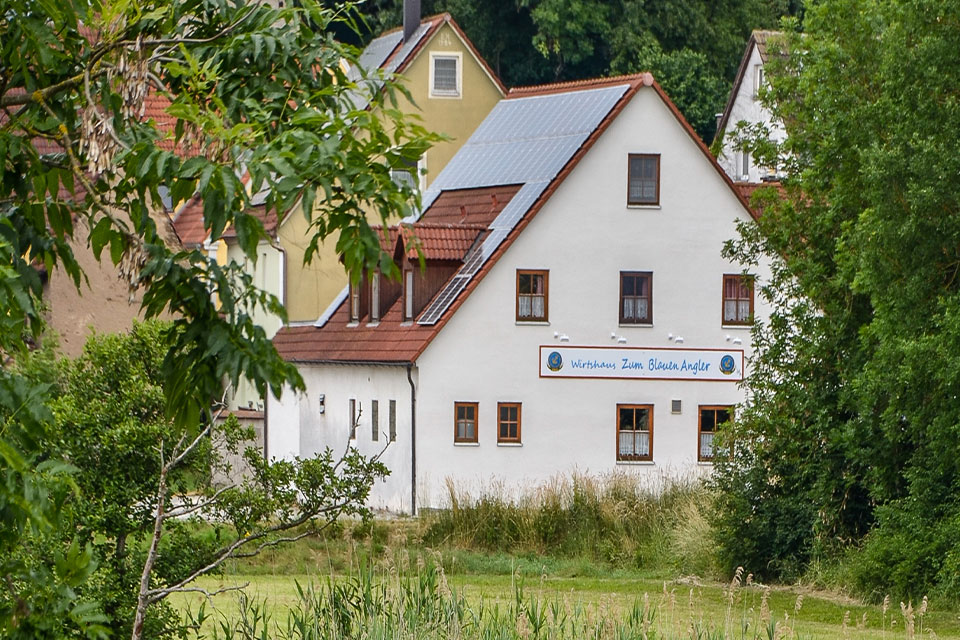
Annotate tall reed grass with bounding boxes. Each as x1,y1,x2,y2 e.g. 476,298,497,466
186,552,931,640
421,473,718,577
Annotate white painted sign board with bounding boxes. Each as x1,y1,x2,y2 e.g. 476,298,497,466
539,345,743,381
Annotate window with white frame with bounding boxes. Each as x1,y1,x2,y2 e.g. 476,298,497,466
430,53,461,97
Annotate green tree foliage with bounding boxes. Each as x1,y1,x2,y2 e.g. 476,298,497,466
713,0,960,600
1,0,431,635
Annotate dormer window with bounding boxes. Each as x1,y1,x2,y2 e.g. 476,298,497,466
349,284,360,323
370,271,381,323
430,53,461,98
403,269,414,321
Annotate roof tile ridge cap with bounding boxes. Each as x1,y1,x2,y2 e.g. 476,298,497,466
506,73,648,97
377,12,449,36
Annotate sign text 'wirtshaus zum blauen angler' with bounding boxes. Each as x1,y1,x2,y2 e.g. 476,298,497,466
539,346,743,381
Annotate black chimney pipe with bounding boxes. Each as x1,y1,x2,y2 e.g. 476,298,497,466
403,0,420,43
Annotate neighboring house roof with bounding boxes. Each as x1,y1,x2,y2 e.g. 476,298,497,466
715,30,785,144
349,13,506,109
273,72,757,365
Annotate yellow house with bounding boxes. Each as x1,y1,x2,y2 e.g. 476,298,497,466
279,12,506,324
178,11,505,411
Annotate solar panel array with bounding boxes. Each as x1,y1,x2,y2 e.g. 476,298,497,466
346,25,431,111
416,84,630,325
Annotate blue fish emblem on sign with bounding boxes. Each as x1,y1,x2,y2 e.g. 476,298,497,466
719,354,736,375
547,351,563,372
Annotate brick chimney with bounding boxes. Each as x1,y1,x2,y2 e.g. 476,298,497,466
403,0,420,43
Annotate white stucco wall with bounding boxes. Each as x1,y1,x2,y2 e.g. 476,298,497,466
270,84,772,513
717,44,786,183
266,364,416,513
229,240,285,411
414,86,771,508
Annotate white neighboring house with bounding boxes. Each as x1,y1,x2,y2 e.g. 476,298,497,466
715,30,786,184
268,73,772,514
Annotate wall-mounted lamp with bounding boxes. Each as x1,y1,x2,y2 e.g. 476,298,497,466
667,333,674,341
317,393,326,414
675,336,685,344
559,334,570,342
617,336,627,344
732,337,742,345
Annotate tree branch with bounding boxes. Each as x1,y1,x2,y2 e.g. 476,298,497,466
163,483,236,520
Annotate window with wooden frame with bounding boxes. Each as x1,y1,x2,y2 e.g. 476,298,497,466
349,284,360,323
628,154,660,205
497,402,521,443
698,405,731,462
370,271,381,322
371,399,379,441
620,271,652,324
516,270,548,322
722,274,754,325
454,402,478,443
403,268,414,321
617,404,652,461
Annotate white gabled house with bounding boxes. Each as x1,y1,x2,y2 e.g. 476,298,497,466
715,30,787,184
269,73,771,514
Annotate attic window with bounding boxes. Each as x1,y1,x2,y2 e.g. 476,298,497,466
628,154,660,206
753,64,765,97
430,53,461,97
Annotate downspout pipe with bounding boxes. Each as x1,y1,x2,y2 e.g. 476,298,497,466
406,363,417,516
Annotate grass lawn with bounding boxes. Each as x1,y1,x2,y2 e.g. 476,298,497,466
170,539,960,639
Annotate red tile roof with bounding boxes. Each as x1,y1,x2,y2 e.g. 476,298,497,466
401,223,486,261
419,184,521,226
171,195,207,247
734,181,784,218
221,205,279,239
273,302,437,364
508,74,648,99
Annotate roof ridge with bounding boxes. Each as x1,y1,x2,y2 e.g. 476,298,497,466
374,12,448,37
507,73,651,98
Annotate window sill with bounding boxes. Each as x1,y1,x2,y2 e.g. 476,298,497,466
615,460,655,466
366,321,380,328
697,461,714,466
626,204,661,210
619,323,654,328
721,324,752,330
453,442,479,447
497,442,523,447
346,321,359,328
429,91,462,99
515,320,550,326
